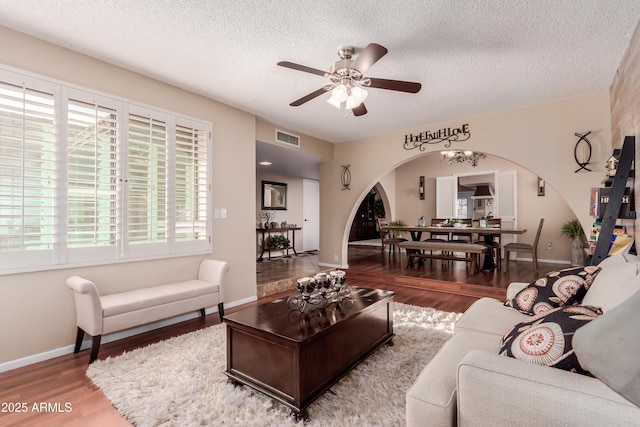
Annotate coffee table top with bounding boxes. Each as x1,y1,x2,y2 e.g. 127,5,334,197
223,287,394,343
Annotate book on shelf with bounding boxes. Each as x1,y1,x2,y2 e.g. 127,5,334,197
608,235,634,255
590,221,626,242
596,187,634,218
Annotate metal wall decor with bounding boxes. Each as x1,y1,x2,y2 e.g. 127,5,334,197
538,177,545,196
574,131,593,172
404,123,470,151
341,164,351,190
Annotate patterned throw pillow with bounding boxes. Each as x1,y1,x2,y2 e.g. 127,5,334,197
504,266,601,315
500,305,602,375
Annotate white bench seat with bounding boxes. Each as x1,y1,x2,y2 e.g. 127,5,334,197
66,258,229,364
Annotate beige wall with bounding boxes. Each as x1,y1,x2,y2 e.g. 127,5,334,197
320,92,611,267
0,27,257,364
256,117,334,160
392,154,576,262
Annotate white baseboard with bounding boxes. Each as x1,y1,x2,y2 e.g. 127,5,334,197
318,262,349,269
0,295,258,373
510,256,570,265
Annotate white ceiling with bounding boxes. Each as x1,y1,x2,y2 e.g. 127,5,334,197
1,1,639,177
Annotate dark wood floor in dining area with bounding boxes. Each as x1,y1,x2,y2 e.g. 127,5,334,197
0,246,567,426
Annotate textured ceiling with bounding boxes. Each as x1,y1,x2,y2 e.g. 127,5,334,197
0,1,639,146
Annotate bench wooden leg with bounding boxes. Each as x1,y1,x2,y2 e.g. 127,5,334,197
74,327,84,353
89,335,102,364
218,302,225,322
200,308,206,317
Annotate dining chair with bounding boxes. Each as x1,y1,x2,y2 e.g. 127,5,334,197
429,218,451,241
377,217,407,259
451,218,473,242
504,218,544,276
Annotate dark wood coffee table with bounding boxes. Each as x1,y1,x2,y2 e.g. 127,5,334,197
223,287,395,421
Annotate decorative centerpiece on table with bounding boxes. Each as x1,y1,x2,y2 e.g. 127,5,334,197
287,270,352,312
390,219,407,237
260,210,276,228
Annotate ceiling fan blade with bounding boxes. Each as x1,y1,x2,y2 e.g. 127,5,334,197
351,43,388,73
277,61,327,77
290,87,330,106
352,103,367,116
367,78,422,93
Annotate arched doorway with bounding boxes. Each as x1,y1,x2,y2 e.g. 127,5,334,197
348,187,385,241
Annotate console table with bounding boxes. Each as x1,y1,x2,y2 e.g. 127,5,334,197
257,227,301,261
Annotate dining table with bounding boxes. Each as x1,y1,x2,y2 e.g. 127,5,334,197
383,224,527,270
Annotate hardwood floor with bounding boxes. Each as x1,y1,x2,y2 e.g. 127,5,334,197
0,247,566,426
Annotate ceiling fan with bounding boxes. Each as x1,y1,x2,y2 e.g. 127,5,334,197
278,43,421,116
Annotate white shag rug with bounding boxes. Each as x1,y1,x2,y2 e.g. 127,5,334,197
87,303,461,427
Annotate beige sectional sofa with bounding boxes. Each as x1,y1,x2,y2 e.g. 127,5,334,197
406,253,640,426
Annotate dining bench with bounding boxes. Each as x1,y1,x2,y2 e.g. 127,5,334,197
398,241,487,273
66,258,229,364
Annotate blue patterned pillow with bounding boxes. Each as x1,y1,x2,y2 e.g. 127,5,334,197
500,305,602,375
504,266,601,315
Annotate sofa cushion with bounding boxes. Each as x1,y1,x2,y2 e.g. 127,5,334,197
582,253,640,312
574,289,640,407
499,305,601,375
503,266,600,315
406,331,502,427
454,297,529,337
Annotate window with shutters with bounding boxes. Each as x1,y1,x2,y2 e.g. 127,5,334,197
0,68,211,274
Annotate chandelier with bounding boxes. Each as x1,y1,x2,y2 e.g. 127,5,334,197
441,150,486,167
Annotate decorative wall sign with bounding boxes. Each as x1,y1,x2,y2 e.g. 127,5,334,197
404,123,470,151
341,165,351,191
574,131,592,172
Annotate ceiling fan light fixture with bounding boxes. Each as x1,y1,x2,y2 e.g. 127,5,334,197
332,84,349,101
327,84,348,108
326,95,342,109
279,43,421,116
351,85,368,103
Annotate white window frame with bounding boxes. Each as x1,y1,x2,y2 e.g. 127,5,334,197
0,66,212,275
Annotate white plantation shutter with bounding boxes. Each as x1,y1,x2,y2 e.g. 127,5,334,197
127,113,168,248
174,121,208,248
67,98,119,250
0,79,56,269
0,67,212,274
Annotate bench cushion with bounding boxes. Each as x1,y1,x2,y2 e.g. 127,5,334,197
101,280,218,317
399,241,487,253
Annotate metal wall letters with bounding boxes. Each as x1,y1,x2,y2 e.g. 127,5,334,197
403,123,470,151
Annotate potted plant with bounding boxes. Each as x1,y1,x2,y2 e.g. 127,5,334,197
267,235,290,250
561,219,584,266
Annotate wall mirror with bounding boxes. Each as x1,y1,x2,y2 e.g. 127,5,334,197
262,180,287,210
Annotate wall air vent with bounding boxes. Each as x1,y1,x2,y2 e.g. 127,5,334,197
275,129,300,148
